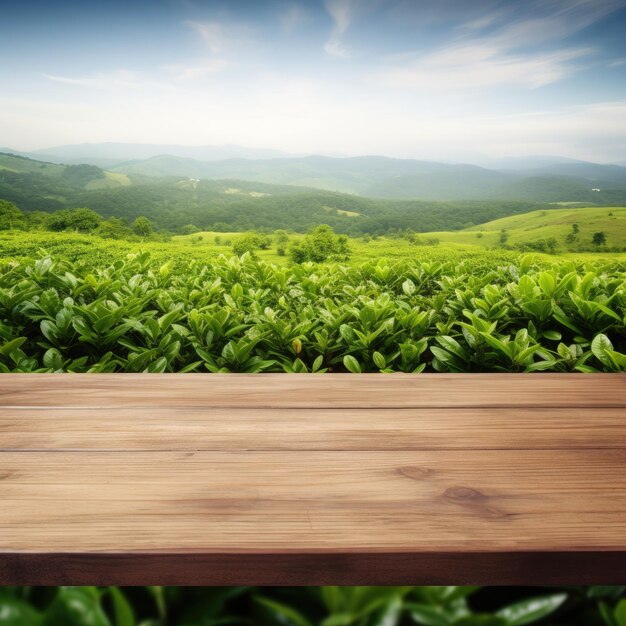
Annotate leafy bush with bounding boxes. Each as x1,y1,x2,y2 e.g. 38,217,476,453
48,207,103,232
0,252,623,373
0,585,624,625
232,232,272,256
132,216,153,237
290,224,351,263
0,199,26,230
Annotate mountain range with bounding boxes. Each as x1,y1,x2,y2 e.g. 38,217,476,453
1,144,625,203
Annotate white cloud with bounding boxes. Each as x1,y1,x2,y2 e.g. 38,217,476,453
184,20,225,54
281,4,306,33
42,70,151,90
323,0,355,58
323,38,351,58
325,0,353,34
183,19,256,57
462,0,626,48
382,45,593,90
379,0,622,93
460,13,502,31
161,58,229,80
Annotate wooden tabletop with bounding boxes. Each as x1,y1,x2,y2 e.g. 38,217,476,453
1,373,625,585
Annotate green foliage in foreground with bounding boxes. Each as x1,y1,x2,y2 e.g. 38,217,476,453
1,585,625,625
0,252,624,373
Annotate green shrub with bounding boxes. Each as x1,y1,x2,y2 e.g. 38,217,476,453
290,224,351,263
0,252,623,373
0,584,623,625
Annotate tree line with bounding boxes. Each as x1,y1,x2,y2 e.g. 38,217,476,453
0,169,556,236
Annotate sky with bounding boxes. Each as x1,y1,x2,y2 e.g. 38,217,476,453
1,0,626,162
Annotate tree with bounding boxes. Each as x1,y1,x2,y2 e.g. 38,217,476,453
290,225,351,263
25,211,52,231
49,208,102,232
132,216,153,237
274,230,289,246
592,231,607,246
232,232,263,256
565,223,579,245
179,224,200,235
0,199,26,230
257,234,272,249
61,164,104,186
97,217,132,239
289,245,308,264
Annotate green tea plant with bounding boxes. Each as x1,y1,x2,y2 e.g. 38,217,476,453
0,252,624,373
0,585,623,625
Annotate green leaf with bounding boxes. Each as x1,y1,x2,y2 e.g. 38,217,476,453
495,593,567,626
254,597,313,626
43,348,64,370
343,355,362,373
599,602,618,626
107,588,135,626
615,599,626,626
592,333,614,367
373,351,386,369
408,603,450,626
402,279,416,296
0,591,43,625
145,357,168,373
43,587,112,626
538,272,556,297
0,337,27,357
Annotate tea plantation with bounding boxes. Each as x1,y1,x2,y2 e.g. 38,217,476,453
0,250,624,373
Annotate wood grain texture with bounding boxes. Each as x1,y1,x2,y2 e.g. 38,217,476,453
2,373,625,408
2,407,626,450
0,373,625,585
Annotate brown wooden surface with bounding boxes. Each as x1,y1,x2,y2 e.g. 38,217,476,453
1,373,625,585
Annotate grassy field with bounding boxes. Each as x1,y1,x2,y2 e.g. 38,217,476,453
1,228,624,270
83,170,132,189
0,152,65,177
169,205,626,263
425,206,626,249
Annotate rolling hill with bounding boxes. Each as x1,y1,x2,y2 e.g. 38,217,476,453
0,152,553,234
2,151,626,238
425,206,626,250
16,142,297,165
0,152,131,189
109,153,626,203
2,146,625,203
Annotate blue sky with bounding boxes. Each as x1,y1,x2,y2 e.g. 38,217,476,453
1,0,626,161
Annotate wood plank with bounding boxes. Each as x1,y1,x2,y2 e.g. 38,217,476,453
2,373,625,584
4,551,626,586
1,373,625,408
1,449,626,584
2,406,626,450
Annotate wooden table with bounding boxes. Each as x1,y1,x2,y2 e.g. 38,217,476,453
1,373,625,585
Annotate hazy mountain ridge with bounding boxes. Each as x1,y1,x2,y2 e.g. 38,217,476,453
1,147,625,205
109,152,626,202
0,152,555,234
27,142,298,164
